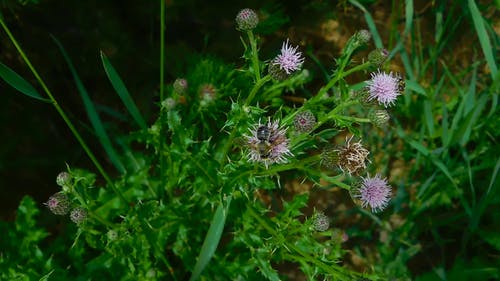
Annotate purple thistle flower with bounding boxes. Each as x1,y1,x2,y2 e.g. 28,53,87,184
246,119,292,168
355,174,392,213
272,39,304,75
366,71,402,107
235,8,259,31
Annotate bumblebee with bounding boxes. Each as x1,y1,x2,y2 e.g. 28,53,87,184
256,125,271,142
255,141,272,159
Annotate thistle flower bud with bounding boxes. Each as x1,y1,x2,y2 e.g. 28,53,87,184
199,83,217,107
368,48,389,67
351,29,371,48
312,212,330,232
45,192,70,215
235,8,259,31
369,109,390,127
173,78,188,95
320,147,340,169
107,230,118,241
161,97,176,110
353,89,377,107
293,110,316,133
268,62,288,81
56,172,72,187
70,207,88,225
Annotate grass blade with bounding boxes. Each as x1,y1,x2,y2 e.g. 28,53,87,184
189,197,232,281
0,62,50,102
468,0,498,79
100,51,147,130
348,0,383,48
404,0,414,36
52,36,126,174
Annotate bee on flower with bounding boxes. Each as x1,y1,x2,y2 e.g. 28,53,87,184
245,119,292,168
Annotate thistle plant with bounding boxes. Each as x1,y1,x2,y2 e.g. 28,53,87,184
0,5,407,281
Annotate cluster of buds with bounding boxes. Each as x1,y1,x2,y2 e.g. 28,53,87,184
45,172,88,225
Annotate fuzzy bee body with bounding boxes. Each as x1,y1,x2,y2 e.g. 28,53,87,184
256,141,272,159
256,125,271,142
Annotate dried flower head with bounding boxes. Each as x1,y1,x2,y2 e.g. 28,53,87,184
312,212,330,232
366,71,403,107
246,119,292,168
70,207,88,225
271,39,304,75
235,8,259,31
173,78,188,94
335,136,370,174
368,48,389,67
355,174,392,213
45,192,70,215
369,109,390,127
293,110,316,133
56,172,72,187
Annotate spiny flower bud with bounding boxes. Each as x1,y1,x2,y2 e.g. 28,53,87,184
268,62,288,81
352,89,377,107
312,212,330,232
107,230,118,241
235,8,259,31
161,97,176,110
199,83,216,107
368,48,389,67
320,146,340,169
56,172,72,187
336,136,370,175
173,78,188,95
70,207,88,225
293,110,316,133
351,29,371,49
369,109,390,127
45,192,70,215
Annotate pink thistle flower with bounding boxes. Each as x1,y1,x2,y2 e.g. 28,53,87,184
366,71,402,107
245,119,292,168
272,39,304,75
355,174,392,213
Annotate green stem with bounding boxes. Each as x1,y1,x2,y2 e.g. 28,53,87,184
0,17,127,204
218,75,271,164
159,0,166,199
333,115,371,123
246,206,356,280
247,30,260,81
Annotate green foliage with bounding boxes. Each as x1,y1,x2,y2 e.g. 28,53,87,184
0,0,498,280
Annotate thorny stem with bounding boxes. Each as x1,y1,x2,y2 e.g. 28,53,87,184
0,17,128,205
159,0,166,199
246,206,358,280
247,30,261,81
